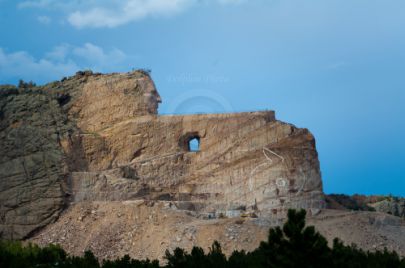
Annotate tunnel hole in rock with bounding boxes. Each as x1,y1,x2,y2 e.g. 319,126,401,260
179,132,201,152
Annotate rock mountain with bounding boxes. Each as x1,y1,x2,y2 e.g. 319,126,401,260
0,71,403,260
0,70,324,239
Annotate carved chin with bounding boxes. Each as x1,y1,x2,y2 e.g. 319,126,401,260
147,99,159,113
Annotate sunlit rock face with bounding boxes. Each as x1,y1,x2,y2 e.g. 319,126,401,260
0,70,324,239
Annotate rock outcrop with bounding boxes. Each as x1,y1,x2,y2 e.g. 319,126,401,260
0,70,324,241
326,194,405,217
0,86,68,239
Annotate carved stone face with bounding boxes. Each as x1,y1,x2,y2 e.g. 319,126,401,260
143,77,162,114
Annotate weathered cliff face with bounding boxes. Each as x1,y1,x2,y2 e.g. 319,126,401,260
0,87,67,239
69,112,324,218
0,70,324,240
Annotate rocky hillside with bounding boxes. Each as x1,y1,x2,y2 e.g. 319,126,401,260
326,194,405,217
1,71,403,260
30,202,405,261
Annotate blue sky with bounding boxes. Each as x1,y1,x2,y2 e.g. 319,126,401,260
0,0,404,196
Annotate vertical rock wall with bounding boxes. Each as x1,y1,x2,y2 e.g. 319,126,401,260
0,88,67,239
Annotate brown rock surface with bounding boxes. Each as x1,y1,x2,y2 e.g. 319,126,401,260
67,111,324,218
0,87,68,239
2,70,321,250
0,70,160,239
2,70,405,260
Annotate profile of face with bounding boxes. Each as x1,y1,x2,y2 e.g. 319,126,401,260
143,78,162,114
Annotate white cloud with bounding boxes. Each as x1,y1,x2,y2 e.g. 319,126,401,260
0,48,78,84
72,43,126,68
18,0,56,9
67,0,195,28
0,43,128,84
45,44,71,62
18,0,247,28
18,0,82,10
217,0,247,5
37,15,51,24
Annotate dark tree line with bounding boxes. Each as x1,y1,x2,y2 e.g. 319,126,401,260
18,80,36,89
1,209,404,268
